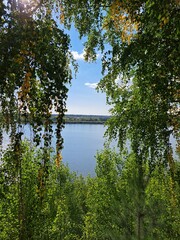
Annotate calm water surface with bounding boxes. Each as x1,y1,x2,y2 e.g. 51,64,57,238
2,124,177,176
3,124,107,176
61,124,106,176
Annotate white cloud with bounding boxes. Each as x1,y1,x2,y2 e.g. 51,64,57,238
71,50,85,60
71,49,101,61
85,82,98,89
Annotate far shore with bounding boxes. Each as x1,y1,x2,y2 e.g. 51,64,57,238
20,114,111,124
61,114,110,124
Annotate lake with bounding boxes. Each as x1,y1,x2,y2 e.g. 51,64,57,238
2,124,177,176
61,124,107,176
2,124,108,176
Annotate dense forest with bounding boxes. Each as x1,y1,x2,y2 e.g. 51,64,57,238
0,0,180,239
1,142,180,239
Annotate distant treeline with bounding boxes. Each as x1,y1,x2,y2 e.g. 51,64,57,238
20,114,110,124
52,114,110,124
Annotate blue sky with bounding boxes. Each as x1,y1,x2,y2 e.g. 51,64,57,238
64,27,110,115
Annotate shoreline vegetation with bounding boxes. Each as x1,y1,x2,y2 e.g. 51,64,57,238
21,114,110,124
63,114,110,124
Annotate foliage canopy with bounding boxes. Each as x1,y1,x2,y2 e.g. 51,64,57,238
1,1,179,163
0,0,74,153
58,0,180,168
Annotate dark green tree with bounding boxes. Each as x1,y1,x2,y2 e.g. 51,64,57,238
0,141,87,240
0,0,74,153
84,148,180,240
0,142,41,239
